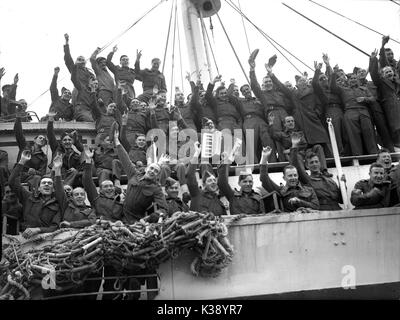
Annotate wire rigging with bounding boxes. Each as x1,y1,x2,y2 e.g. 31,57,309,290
282,2,370,57
176,15,185,94
199,9,220,77
225,0,311,73
162,0,175,74
211,0,250,84
169,0,178,104
308,0,400,45
237,0,251,55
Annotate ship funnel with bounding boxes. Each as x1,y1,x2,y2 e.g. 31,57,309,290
189,0,221,18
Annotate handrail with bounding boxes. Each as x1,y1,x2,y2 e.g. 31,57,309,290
0,110,39,123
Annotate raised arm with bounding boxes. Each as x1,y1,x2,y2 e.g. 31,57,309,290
259,147,281,192
8,151,31,202
14,115,27,151
50,67,60,102
63,34,74,73
312,62,328,106
114,129,137,178
82,154,99,207
53,154,68,213
205,75,222,110
106,46,118,75
289,145,311,185
217,162,234,201
90,47,101,76
369,49,381,86
379,36,390,68
46,115,59,153
186,142,201,197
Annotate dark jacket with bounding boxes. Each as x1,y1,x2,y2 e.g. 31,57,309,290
166,196,189,216
83,163,123,222
370,55,400,134
134,60,166,92
187,163,226,216
217,163,264,215
290,147,342,210
106,51,138,97
351,179,391,209
271,73,329,145
49,73,74,121
9,164,61,232
55,175,96,228
260,164,319,212
116,144,167,223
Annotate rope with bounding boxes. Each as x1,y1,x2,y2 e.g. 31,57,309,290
225,0,310,73
169,0,178,104
176,17,185,94
282,3,370,57
238,0,251,55
162,0,175,74
29,0,166,109
200,11,220,75
389,0,400,7
211,0,250,85
309,0,400,45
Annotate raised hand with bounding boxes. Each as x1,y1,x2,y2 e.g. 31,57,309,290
314,61,323,71
64,33,69,43
20,150,31,164
122,111,128,125
114,129,120,145
22,227,41,239
54,67,60,75
13,73,19,85
322,53,330,65
264,63,273,74
83,145,94,160
291,132,302,147
53,153,63,170
112,45,118,53
382,35,390,46
193,141,201,157
268,113,275,125
158,154,170,165
0,67,5,79
136,49,142,60
267,54,277,68
371,49,378,60
261,146,273,161
213,74,222,84
185,71,191,82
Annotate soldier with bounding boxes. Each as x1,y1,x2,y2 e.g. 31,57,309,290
187,142,226,216
8,150,61,238
48,67,73,121
217,152,265,215
114,129,168,223
351,163,391,209
106,45,138,100
376,149,400,206
53,154,96,229
260,146,320,212
290,133,345,211
90,47,116,108
164,177,189,216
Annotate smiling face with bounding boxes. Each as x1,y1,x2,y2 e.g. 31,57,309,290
135,135,146,148
76,56,86,67
357,68,367,81
239,175,253,194
306,155,321,174
100,180,115,198
61,89,72,102
62,135,73,149
199,91,206,103
385,49,394,62
263,76,273,91
34,135,47,148
283,167,299,188
318,74,328,88
151,58,161,71
89,78,98,90
144,163,161,180
120,55,129,67
296,76,307,90
382,66,394,81
175,92,185,103
72,187,86,206
106,103,116,115
377,152,392,169
240,85,252,98
64,184,73,198
157,92,167,105
348,74,359,88
369,166,384,185
38,178,54,196
166,182,180,199
3,185,17,204
204,175,218,193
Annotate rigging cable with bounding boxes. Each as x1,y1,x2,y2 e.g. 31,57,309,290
199,9,220,77
162,0,175,74
225,0,311,73
29,0,166,108
282,2,370,57
389,0,400,7
176,14,185,94
309,0,400,45
169,0,178,104
211,0,250,85
238,0,251,55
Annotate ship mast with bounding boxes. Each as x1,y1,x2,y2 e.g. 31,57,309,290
181,0,221,84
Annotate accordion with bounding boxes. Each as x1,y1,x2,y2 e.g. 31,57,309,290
201,130,222,158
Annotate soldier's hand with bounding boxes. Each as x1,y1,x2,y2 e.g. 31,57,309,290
382,35,390,46
261,146,272,161
22,228,41,239
53,154,63,170
83,145,94,160
268,113,275,125
322,53,330,65
20,150,31,164
193,141,201,157
54,67,60,75
0,67,6,79
122,111,128,125
136,49,142,60
371,49,378,60
185,71,191,82
64,33,69,42
213,74,222,84
112,45,118,53
28,168,36,176
264,64,273,75
268,54,277,68
314,61,323,71
13,73,19,85
291,132,302,147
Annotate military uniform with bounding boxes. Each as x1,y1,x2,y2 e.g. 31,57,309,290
351,179,391,209
49,73,74,121
260,164,319,212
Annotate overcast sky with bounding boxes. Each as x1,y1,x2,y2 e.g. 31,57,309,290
0,0,399,120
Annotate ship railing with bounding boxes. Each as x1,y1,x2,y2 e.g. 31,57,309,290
0,111,40,123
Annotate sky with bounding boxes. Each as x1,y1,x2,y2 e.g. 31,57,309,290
0,0,399,120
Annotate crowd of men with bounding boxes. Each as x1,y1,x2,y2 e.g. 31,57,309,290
1,34,400,239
